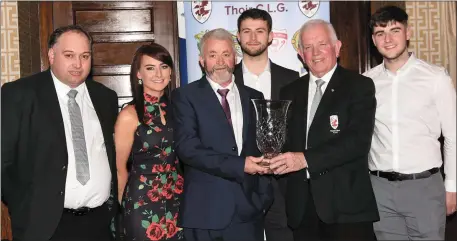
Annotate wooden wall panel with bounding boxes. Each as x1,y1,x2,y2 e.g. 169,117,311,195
92,42,152,65
93,75,131,97
91,32,155,43
72,1,155,10
38,1,53,70
18,1,41,77
75,10,152,32
330,1,371,73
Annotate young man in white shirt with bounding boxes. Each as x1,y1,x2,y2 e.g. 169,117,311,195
364,6,456,240
233,9,299,241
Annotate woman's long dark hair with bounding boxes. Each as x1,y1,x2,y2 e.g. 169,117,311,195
129,43,175,125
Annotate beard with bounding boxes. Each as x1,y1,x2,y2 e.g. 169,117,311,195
205,64,234,83
240,41,269,57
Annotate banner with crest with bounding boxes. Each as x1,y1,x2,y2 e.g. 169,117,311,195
180,1,329,84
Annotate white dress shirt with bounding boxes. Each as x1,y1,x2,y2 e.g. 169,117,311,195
207,76,244,155
51,71,112,208
363,53,456,192
242,61,272,100
304,64,338,178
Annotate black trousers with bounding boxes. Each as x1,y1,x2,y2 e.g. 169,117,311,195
183,217,264,241
50,204,112,241
292,183,376,241
264,177,294,241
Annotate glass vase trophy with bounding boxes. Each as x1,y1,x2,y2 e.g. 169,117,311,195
251,99,292,167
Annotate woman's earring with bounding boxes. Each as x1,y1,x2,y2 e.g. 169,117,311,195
138,79,143,85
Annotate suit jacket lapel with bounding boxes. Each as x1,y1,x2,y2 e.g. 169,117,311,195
310,66,342,128
234,62,244,85
270,61,282,100
237,83,250,145
198,77,236,141
37,70,68,162
298,75,310,139
85,80,115,172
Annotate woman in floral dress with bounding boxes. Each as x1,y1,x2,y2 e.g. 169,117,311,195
115,43,183,240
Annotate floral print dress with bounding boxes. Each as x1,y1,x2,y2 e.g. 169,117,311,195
122,93,184,241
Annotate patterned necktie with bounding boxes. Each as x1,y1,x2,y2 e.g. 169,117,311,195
217,89,232,127
67,89,90,185
309,79,325,126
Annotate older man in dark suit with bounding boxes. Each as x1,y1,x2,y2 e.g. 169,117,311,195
172,28,273,241
268,19,379,241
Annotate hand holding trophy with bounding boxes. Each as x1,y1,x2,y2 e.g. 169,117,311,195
251,99,291,171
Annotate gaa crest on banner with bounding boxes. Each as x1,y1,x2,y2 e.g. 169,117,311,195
299,1,320,18
270,29,288,53
192,0,212,24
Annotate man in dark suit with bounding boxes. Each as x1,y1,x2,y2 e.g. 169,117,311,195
233,9,299,241
268,19,379,241
172,28,273,241
1,25,119,241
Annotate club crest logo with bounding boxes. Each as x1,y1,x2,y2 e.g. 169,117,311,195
192,1,212,24
330,115,339,130
299,1,320,18
291,30,300,53
269,29,288,52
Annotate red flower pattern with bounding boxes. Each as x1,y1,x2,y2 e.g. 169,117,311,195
146,222,166,241
174,175,184,194
140,175,147,183
147,189,160,202
151,178,161,190
161,186,174,200
121,93,182,240
152,164,165,173
166,219,179,238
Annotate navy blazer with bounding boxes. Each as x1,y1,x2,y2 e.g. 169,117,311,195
172,76,273,230
234,60,299,101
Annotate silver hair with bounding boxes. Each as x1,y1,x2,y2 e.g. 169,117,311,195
199,28,235,56
298,19,339,50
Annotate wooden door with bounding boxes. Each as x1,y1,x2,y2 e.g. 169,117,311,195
39,1,179,107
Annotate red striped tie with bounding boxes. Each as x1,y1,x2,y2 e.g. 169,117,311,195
217,89,232,127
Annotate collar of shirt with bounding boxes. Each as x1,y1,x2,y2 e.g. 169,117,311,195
51,70,87,102
241,60,271,75
309,63,337,86
207,74,236,94
382,52,417,76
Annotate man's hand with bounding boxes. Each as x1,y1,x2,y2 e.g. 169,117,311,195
244,156,270,175
446,192,456,216
268,152,307,175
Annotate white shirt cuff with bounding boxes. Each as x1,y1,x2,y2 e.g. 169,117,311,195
306,169,310,179
445,179,456,192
